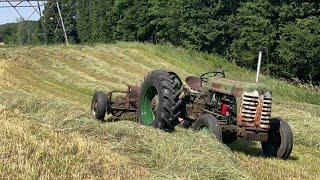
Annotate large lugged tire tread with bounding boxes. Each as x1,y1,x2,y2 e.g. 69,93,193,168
139,70,183,131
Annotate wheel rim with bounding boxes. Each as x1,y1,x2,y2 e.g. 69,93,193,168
140,85,157,125
200,126,209,134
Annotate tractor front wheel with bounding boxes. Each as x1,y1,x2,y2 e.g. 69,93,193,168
138,70,183,132
192,114,222,141
261,117,293,159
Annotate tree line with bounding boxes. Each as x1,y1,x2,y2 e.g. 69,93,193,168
1,0,319,84
0,20,41,45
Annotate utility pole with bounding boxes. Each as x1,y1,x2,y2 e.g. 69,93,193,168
38,1,47,45
56,1,69,46
256,50,263,83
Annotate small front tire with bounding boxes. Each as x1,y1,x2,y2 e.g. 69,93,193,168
192,114,222,141
261,117,293,159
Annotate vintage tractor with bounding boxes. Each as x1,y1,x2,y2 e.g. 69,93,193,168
138,70,293,159
91,85,140,120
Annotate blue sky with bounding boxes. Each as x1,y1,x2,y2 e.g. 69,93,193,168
0,2,43,25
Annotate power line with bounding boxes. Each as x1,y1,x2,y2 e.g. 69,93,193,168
0,0,69,45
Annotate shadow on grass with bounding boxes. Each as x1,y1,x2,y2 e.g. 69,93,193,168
228,140,264,157
106,116,121,123
228,139,299,161
87,115,122,123
105,114,138,123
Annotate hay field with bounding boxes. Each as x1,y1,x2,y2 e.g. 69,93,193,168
0,43,319,179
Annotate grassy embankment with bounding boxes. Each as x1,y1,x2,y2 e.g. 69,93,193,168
0,42,319,179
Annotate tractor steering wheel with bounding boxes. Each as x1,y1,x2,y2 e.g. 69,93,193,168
200,71,225,82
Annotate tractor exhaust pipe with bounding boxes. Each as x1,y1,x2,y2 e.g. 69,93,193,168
256,50,262,83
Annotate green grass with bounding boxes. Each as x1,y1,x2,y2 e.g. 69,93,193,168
116,42,320,105
0,42,319,179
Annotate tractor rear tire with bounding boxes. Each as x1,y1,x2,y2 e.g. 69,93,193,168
91,91,108,121
192,114,222,141
139,70,183,132
261,117,293,159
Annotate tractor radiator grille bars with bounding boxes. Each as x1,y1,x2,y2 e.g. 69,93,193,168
240,91,272,131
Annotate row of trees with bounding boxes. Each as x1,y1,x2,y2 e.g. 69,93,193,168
0,20,41,45
70,0,320,83
1,0,319,83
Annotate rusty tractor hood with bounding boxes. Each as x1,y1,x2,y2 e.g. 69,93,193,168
208,77,272,96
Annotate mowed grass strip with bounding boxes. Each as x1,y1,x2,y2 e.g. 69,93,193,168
230,141,320,180
0,109,147,179
0,90,251,179
273,102,320,148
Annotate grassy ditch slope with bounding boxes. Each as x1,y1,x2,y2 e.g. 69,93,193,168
0,42,319,179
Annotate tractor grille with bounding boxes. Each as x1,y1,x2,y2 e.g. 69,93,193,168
240,91,272,131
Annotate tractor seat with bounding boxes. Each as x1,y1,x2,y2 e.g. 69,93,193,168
186,76,202,91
